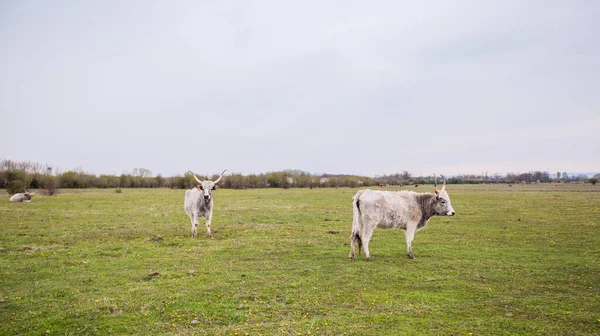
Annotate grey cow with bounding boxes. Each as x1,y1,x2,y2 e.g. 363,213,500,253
184,169,227,238
350,175,456,261
10,191,35,202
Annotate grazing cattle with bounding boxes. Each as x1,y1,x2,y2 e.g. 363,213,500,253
350,175,455,261
184,169,227,238
10,191,35,202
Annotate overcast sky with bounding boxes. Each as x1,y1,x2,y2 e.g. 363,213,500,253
1,1,598,177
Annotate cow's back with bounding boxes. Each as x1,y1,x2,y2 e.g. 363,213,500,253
356,189,418,229
10,194,25,202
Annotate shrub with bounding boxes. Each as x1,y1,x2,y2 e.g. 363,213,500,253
59,172,79,188
119,174,133,188
5,170,27,194
155,174,165,187
7,180,25,195
98,175,120,188
40,175,59,195
169,176,187,189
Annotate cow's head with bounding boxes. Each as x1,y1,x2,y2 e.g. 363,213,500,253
24,190,35,200
433,175,455,216
189,169,227,202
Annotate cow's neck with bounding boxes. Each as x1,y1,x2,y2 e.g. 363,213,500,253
196,197,212,208
416,193,437,228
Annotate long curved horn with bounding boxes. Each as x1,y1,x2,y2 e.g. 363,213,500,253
213,169,228,184
187,170,202,184
440,174,447,191
433,174,438,192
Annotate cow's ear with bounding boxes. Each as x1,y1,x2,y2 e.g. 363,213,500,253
197,185,203,191
212,185,218,190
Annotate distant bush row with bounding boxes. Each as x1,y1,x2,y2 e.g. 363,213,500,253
1,158,597,195
0,169,384,193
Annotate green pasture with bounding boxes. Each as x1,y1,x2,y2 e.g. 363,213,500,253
1,185,599,335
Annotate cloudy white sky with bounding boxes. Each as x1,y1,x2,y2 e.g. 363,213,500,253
1,0,598,177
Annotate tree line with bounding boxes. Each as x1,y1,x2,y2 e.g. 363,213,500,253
1,158,597,195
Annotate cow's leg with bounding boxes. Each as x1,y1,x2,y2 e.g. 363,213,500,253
405,224,417,259
205,211,213,238
349,233,356,261
349,232,361,261
362,227,374,261
350,199,362,261
191,214,199,238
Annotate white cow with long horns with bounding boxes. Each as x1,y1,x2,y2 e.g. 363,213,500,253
184,169,227,238
350,174,456,261
10,191,35,202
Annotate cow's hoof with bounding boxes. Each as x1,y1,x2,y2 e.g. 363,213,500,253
366,257,372,262
407,253,415,259
207,234,213,239
349,256,355,261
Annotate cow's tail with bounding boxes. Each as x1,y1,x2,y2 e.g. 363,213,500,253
351,190,364,255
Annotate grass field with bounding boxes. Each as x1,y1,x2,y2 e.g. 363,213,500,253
1,184,599,335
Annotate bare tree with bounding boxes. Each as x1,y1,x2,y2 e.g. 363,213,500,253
132,168,152,177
